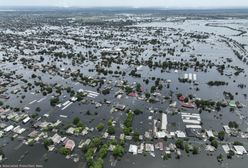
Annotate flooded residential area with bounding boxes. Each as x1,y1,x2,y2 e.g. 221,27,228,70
0,6,248,168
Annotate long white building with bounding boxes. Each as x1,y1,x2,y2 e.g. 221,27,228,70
161,113,168,131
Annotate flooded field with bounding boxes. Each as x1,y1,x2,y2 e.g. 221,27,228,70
0,8,248,168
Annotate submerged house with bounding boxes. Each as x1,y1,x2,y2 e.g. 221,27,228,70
64,139,76,151
234,145,247,155
206,130,214,138
51,133,62,144
229,100,237,108
161,113,168,131
115,104,126,111
129,145,138,155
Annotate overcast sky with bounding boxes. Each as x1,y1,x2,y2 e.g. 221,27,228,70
0,0,248,8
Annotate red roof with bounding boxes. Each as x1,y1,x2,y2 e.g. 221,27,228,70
128,92,138,97
178,96,185,101
65,139,75,151
181,102,195,108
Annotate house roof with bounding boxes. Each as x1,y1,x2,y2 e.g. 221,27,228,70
129,145,138,155
65,139,75,151
234,145,247,155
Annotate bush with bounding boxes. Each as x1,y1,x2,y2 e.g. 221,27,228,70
218,131,225,141
102,88,111,95
124,112,134,128
207,81,227,86
92,158,104,168
233,141,243,146
44,139,53,150
58,147,71,156
133,132,140,142
113,145,125,158
133,109,143,115
150,86,156,93
97,123,104,132
217,154,223,162
175,139,184,150
35,107,41,112
98,144,109,159
123,127,132,135
50,97,59,106
228,121,239,129
227,150,235,159
184,143,190,153
107,126,115,135
73,117,80,125
211,140,218,149
192,146,199,154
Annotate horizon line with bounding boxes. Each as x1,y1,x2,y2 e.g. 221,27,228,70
1,5,248,10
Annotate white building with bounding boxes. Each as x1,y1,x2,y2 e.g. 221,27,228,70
193,74,197,81
223,125,231,134
222,145,231,154
51,133,62,144
161,113,167,131
4,125,14,132
188,73,193,81
234,145,247,155
145,144,155,152
184,73,188,79
129,145,138,155
206,130,214,138
175,131,186,138
23,117,31,124
185,125,202,129
12,126,26,134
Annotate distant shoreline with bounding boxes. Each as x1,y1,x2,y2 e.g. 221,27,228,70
0,7,248,14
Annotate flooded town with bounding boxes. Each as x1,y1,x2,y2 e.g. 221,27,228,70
0,5,248,168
